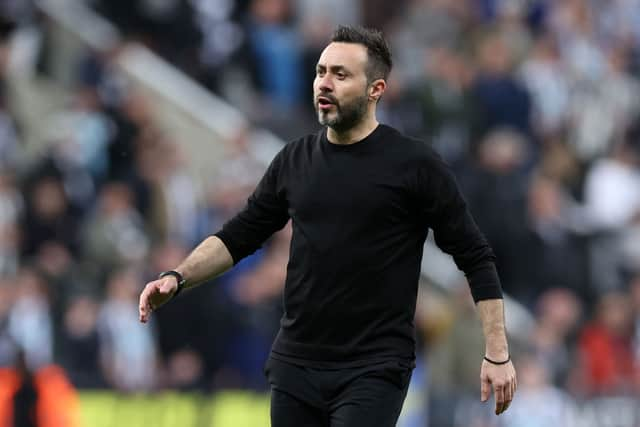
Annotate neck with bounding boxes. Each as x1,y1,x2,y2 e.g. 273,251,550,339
327,111,379,145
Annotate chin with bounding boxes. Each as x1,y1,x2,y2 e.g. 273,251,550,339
318,113,336,126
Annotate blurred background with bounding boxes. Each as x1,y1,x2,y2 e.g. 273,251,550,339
1,0,640,426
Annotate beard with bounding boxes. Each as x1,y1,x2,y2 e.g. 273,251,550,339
314,91,369,133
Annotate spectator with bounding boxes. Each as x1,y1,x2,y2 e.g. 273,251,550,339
165,347,206,391
82,183,149,276
48,85,112,184
576,291,637,396
409,45,475,162
244,0,303,111
0,278,16,367
390,0,467,84
0,348,80,427
7,268,53,370
529,288,582,387
97,268,157,391
523,175,587,302
470,32,533,143
0,93,20,172
428,286,487,427
457,129,531,300
518,35,570,137
567,47,640,161
57,296,103,389
0,171,21,276
497,355,577,427
20,176,77,258
153,139,201,247
204,127,267,233
583,123,640,292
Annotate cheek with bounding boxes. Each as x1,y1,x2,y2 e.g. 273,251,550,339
313,78,322,92
340,81,367,98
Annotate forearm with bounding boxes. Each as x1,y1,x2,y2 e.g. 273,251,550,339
476,298,509,360
174,236,234,289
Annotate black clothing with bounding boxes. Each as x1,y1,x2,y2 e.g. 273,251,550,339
266,357,411,427
13,375,38,427
215,124,502,368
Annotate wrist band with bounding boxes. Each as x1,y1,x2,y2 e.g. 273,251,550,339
484,355,510,365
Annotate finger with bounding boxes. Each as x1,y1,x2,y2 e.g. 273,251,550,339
139,289,149,321
138,284,156,323
499,379,514,415
480,377,491,402
503,381,513,411
511,378,516,400
510,377,516,407
494,384,505,415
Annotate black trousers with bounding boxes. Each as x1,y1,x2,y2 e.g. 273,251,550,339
265,357,412,427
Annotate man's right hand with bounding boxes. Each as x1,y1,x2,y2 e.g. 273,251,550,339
138,276,178,323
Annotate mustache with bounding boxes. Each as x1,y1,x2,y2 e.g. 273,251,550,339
316,93,339,105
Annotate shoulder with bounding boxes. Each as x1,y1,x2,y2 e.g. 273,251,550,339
276,129,323,160
380,125,447,171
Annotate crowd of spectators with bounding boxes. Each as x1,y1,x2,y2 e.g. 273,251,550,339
1,0,640,426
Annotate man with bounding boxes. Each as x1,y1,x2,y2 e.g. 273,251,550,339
139,25,516,426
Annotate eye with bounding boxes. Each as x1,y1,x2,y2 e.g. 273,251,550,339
316,68,325,77
336,72,346,80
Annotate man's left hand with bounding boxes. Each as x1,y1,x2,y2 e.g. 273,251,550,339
480,358,517,415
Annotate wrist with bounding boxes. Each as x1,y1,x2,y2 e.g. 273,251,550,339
484,347,509,361
483,355,511,365
158,270,186,298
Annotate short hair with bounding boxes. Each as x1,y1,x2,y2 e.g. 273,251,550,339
330,25,392,82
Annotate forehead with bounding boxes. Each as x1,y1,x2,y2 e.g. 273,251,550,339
317,42,368,73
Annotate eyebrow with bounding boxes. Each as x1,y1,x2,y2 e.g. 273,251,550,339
316,64,351,74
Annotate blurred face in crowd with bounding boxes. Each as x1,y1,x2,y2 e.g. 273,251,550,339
477,35,511,75
313,42,374,132
251,0,291,25
597,292,632,336
31,177,67,220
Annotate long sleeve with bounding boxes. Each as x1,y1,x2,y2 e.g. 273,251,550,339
416,152,503,302
214,148,290,264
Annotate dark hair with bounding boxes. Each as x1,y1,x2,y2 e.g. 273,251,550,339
330,25,392,82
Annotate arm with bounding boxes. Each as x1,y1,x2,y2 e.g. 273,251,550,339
415,152,516,414
139,147,290,323
138,236,233,323
477,299,509,361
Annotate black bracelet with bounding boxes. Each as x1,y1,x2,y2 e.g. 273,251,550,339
484,355,511,365
158,270,186,298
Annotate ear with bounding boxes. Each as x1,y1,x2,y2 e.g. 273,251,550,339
368,79,387,102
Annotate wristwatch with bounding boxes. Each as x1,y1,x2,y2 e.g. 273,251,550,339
158,270,186,298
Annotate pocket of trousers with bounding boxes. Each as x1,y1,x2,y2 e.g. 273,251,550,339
372,361,413,390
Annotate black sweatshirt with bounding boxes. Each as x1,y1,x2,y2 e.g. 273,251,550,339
215,124,502,368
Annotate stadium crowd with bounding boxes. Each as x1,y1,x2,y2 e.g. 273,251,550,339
1,0,640,425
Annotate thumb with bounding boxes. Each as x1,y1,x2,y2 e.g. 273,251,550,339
481,377,491,402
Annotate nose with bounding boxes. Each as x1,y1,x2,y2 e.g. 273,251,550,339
317,74,333,93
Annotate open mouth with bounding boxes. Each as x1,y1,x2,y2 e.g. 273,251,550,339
317,96,336,110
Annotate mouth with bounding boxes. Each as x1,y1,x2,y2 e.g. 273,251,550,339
317,96,336,111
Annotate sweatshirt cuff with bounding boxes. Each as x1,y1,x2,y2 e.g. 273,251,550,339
466,263,503,302
213,230,242,265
